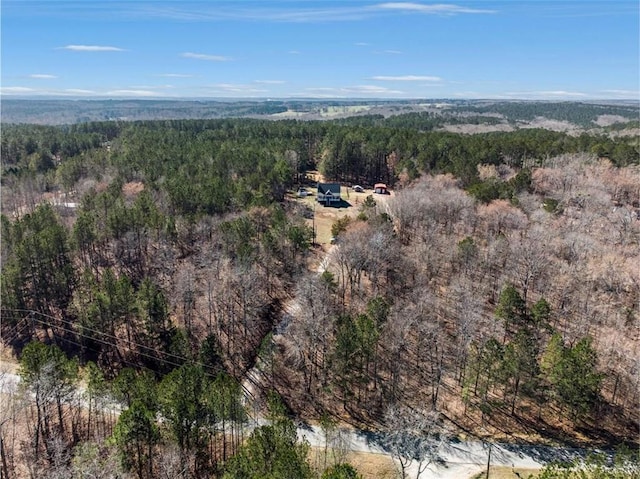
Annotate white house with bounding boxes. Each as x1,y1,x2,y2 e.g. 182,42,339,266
317,183,341,205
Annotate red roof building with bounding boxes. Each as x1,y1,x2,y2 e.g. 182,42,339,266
374,183,388,194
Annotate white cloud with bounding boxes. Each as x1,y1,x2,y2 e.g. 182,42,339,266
295,93,348,98
157,73,195,78
29,74,57,79
288,50,301,54
135,3,495,23
502,90,589,99
258,7,368,22
537,90,588,97
129,85,175,90
355,42,370,46
601,89,639,97
60,45,125,51
350,85,404,94
306,85,404,96
377,49,403,55
209,83,269,93
1,86,98,96
371,75,442,82
305,87,337,92
0,86,37,94
182,52,230,61
64,89,96,94
376,3,496,15
106,89,157,97
223,6,378,22
254,80,286,84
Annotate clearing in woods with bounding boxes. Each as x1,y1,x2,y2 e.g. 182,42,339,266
292,171,393,248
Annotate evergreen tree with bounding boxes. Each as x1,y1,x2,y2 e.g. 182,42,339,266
113,401,159,479
223,393,313,479
495,284,527,340
541,334,602,419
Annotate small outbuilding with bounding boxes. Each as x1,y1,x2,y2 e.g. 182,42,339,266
374,183,388,194
317,183,341,205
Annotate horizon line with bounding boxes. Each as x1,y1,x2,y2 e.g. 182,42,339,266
2,96,638,102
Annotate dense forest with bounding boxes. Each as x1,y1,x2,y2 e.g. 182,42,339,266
458,101,639,127
1,106,639,478
0,99,292,124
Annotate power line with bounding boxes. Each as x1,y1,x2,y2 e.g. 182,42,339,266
7,307,254,387
5,308,196,366
2,309,254,399
0,319,31,344
7,313,187,371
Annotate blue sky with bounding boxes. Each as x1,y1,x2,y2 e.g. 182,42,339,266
1,1,638,99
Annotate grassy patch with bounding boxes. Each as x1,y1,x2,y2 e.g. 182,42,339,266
292,185,368,245
308,448,397,479
345,451,398,479
471,466,540,479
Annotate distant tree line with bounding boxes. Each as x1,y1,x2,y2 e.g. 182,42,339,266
2,116,637,209
460,101,640,128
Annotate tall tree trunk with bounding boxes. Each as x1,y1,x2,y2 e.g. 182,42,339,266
56,397,65,435
511,376,520,416
0,430,10,479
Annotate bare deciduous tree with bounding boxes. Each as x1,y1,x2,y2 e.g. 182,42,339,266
382,404,450,479
284,276,338,395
